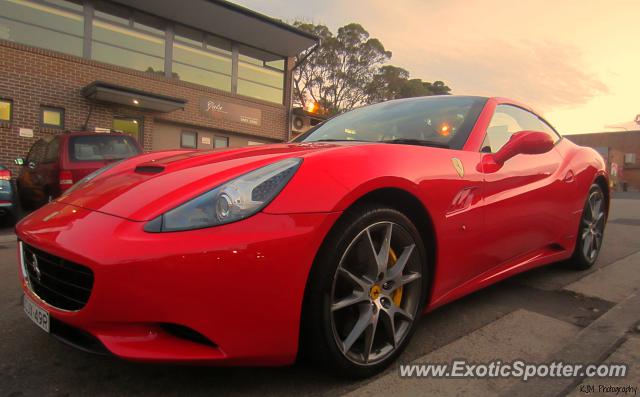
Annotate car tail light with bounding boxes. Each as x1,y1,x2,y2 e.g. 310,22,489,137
59,170,74,190
0,169,10,181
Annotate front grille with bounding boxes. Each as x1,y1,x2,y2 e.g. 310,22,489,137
22,243,94,311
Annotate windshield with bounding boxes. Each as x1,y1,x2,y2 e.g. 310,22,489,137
69,135,141,162
295,96,487,149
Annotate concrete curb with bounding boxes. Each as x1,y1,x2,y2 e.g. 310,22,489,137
0,233,16,244
502,291,640,397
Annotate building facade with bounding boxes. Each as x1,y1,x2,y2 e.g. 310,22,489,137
0,0,317,175
566,130,640,191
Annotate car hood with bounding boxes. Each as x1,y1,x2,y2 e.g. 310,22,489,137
56,142,351,221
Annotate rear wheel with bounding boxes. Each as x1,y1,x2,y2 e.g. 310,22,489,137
302,205,428,378
570,184,606,270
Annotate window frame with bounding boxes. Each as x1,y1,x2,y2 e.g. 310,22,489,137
236,45,286,104
0,98,13,123
214,135,229,148
180,130,198,149
481,104,562,154
40,106,65,129
2,0,289,105
68,134,141,162
0,0,85,57
112,115,143,141
42,136,61,163
26,138,49,167
171,37,233,92
624,153,636,165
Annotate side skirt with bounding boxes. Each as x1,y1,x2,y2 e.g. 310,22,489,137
424,245,571,313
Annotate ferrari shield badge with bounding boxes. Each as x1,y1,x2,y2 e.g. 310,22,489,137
452,158,464,178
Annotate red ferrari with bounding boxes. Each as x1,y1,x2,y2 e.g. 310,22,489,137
16,96,608,377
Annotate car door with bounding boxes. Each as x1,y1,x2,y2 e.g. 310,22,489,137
39,137,61,198
18,139,48,205
479,104,564,266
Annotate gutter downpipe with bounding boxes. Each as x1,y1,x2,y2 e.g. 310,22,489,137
288,41,321,141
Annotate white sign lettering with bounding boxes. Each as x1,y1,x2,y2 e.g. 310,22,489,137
19,128,34,138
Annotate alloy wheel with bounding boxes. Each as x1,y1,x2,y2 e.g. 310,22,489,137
330,221,422,365
581,190,605,262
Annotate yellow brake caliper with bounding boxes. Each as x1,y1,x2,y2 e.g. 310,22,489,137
388,248,403,306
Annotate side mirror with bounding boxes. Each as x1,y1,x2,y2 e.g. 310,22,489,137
482,131,554,172
14,157,24,166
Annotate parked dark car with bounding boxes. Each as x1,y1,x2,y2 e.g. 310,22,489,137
16,132,143,209
0,165,17,224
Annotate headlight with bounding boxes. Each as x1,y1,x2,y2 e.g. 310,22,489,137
144,158,302,232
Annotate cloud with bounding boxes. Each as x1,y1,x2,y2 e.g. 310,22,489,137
408,39,608,113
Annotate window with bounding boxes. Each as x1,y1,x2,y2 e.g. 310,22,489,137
43,137,60,163
26,139,48,166
297,96,487,150
624,153,636,165
237,46,285,104
40,107,64,128
214,136,229,148
113,117,142,140
482,105,560,153
0,0,84,57
92,3,165,73
172,26,232,91
69,135,141,162
0,99,12,122
181,131,197,148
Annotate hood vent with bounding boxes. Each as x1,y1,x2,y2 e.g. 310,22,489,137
135,165,165,174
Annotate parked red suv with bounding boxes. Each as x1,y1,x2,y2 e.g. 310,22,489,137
16,132,143,209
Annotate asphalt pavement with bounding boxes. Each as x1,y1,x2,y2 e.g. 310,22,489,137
0,194,638,396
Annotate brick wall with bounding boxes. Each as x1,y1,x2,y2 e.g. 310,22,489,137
0,40,292,176
566,131,640,191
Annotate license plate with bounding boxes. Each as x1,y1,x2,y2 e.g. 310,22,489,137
23,294,50,333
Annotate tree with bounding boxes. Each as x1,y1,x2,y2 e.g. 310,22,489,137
365,65,410,103
365,68,452,103
293,22,452,114
423,80,452,95
293,22,391,114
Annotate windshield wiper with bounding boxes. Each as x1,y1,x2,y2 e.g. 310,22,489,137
383,139,450,149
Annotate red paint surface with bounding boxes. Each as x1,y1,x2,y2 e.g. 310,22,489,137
16,97,608,365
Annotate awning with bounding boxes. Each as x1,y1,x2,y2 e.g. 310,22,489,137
109,0,319,57
82,82,188,113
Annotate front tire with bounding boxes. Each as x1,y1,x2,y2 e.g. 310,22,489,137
302,205,428,378
570,184,606,270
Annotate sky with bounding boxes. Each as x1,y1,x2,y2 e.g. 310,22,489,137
233,0,640,134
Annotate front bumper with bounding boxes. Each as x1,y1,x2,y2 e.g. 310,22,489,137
16,202,340,365
0,201,14,216
0,180,15,216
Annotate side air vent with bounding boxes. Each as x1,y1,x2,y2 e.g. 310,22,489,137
135,165,165,174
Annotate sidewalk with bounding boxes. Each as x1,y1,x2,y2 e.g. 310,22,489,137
347,253,640,397
0,227,15,243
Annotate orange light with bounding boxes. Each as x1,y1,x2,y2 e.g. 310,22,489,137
439,123,451,136
305,101,318,113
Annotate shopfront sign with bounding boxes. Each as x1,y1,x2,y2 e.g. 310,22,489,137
199,98,262,126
